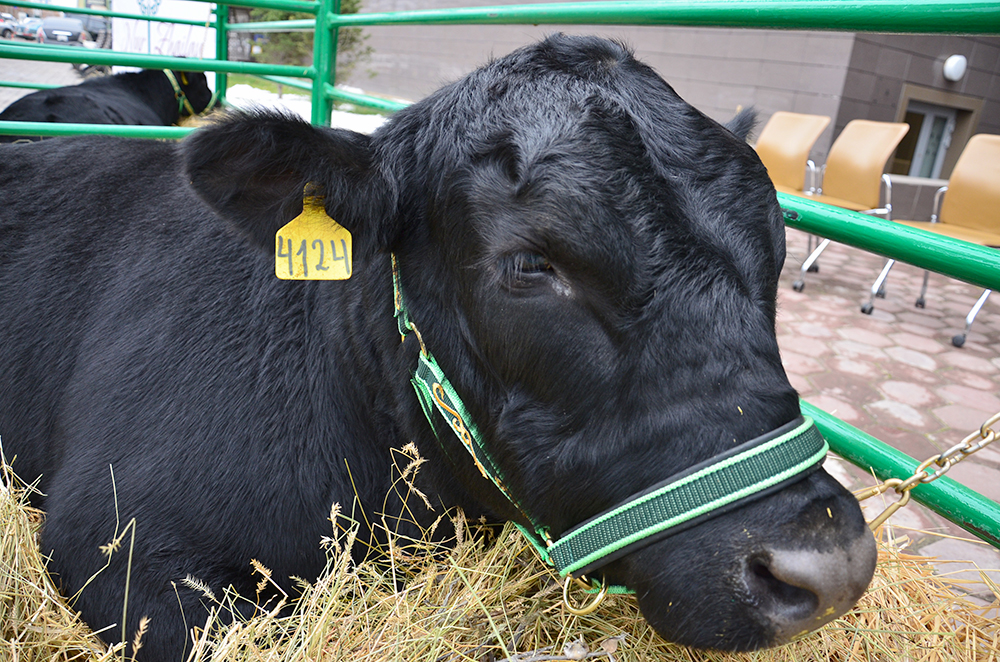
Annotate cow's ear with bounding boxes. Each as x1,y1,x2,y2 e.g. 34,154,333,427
725,107,757,142
184,111,397,252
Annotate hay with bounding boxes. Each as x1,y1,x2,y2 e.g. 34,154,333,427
0,458,120,661
2,455,997,662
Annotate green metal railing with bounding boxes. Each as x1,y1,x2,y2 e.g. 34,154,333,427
325,0,1000,31
779,194,1000,292
1,0,998,548
780,194,1000,547
806,403,1000,548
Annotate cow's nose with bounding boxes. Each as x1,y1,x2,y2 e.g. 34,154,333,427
744,532,877,642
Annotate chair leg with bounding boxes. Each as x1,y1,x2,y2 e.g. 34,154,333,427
861,259,895,315
915,271,930,308
793,238,830,292
952,289,992,348
806,235,820,272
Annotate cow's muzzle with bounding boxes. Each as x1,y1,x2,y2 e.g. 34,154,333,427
744,532,877,644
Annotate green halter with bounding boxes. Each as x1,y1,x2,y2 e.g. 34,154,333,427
391,255,829,590
162,70,217,119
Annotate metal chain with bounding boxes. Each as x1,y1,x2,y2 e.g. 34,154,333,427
856,411,1000,530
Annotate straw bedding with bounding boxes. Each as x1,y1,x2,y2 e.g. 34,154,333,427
3,454,997,662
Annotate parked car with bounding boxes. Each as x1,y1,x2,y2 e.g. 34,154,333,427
14,17,42,40
36,17,86,45
0,16,16,39
65,12,109,47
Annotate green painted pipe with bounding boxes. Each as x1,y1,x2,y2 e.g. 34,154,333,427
803,402,1000,549
215,4,229,106
324,83,408,112
310,0,337,125
327,0,1000,33
0,80,61,90
0,120,193,139
228,19,316,32
0,43,315,77
778,193,1000,292
259,75,314,92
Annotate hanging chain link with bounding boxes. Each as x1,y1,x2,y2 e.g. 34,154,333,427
856,411,1000,530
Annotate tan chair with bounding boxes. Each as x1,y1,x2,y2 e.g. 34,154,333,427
788,119,910,292
863,133,1000,346
754,111,831,195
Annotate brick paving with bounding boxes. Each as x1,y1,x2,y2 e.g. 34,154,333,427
779,227,1000,599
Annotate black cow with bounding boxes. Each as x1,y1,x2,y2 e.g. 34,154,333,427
0,68,215,141
0,36,876,662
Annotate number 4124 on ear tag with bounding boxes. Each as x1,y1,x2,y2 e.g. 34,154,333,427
275,195,353,280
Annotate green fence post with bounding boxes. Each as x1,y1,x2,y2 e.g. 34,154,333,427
311,0,338,126
215,4,229,105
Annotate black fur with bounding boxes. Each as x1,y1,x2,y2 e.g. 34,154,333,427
0,69,216,142
0,35,871,661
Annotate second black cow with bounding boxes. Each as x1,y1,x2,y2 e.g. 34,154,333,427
0,36,876,662
0,68,215,141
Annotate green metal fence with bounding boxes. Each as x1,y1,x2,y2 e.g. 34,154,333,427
1,0,998,547
781,196,1000,547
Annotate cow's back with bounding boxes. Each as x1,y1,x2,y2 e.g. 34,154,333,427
0,85,164,126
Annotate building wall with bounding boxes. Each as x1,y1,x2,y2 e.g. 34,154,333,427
840,35,1000,133
837,34,1000,179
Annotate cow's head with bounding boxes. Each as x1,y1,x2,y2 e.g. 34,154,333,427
186,35,876,650
169,70,219,116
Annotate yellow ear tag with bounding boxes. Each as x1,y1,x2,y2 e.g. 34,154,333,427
275,194,353,280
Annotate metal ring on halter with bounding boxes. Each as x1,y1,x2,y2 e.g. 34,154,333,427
562,576,608,616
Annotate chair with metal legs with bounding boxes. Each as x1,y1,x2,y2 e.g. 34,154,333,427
861,133,1000,346
754,111,831,196
781,119,910,292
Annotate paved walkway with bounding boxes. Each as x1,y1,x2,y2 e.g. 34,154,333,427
0,56,82,110
778,227,1000,600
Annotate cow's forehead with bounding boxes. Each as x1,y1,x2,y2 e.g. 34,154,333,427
376,36,779,294
456,93,762,260
383,37,701,165
459,63,698,167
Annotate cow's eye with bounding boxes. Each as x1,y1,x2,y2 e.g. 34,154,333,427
513,252,552,274
500,251,556,290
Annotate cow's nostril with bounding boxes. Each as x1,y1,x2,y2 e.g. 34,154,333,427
746,555,819,622
745,532,877,643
